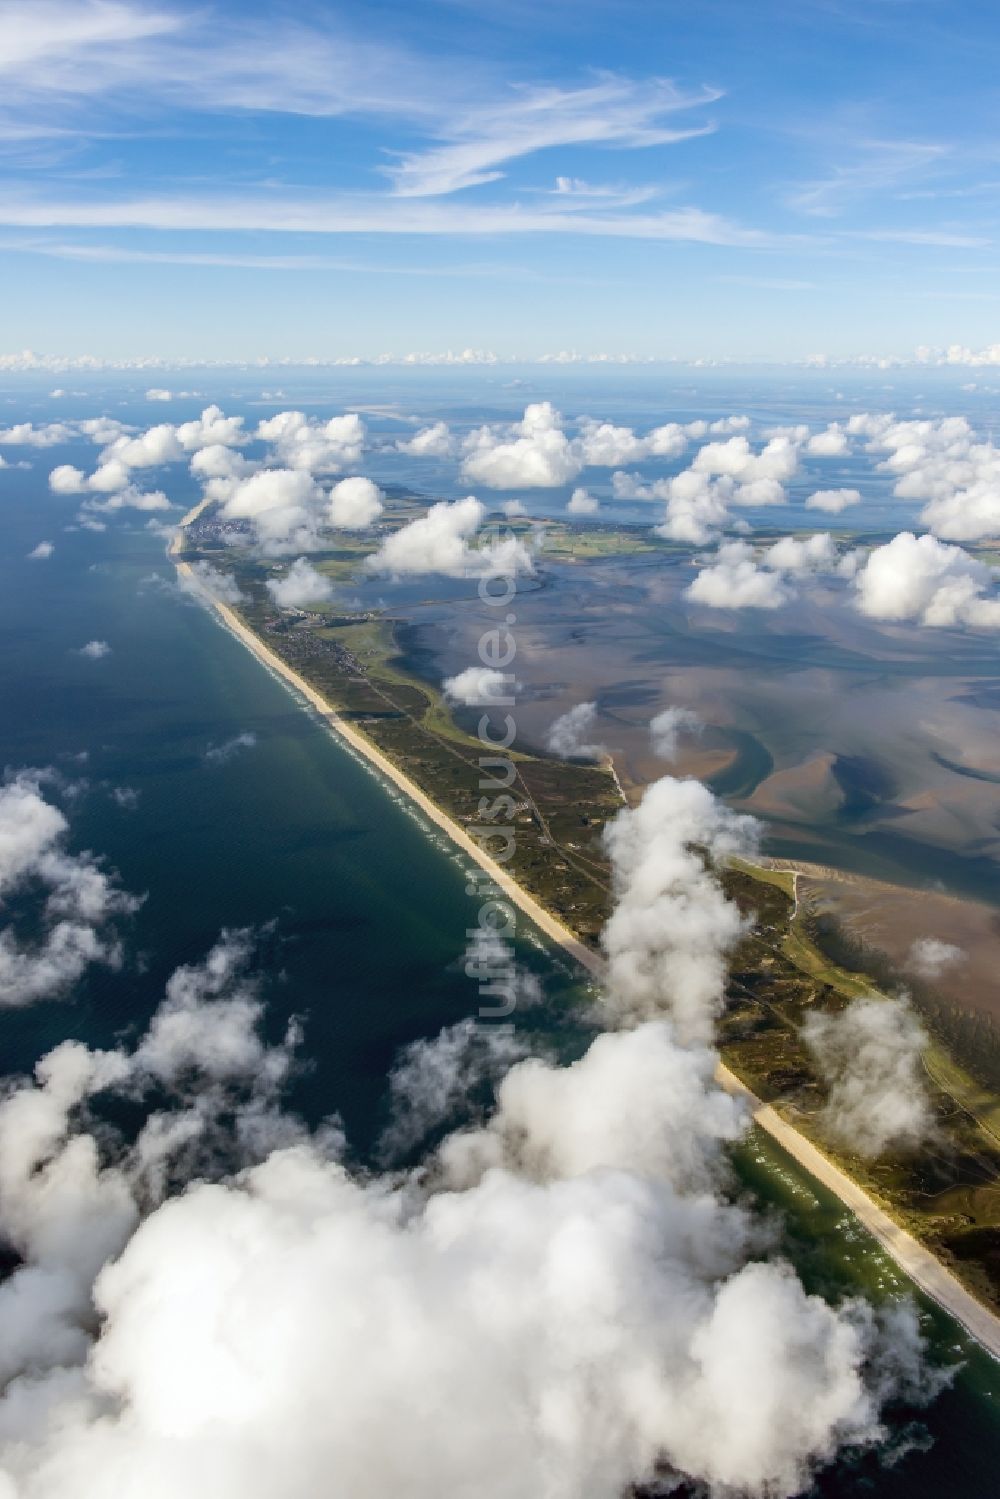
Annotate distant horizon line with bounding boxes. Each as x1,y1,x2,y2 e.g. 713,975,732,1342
3,343,1000,376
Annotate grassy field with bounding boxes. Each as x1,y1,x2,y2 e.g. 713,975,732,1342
730,856,795,898
923,1046,1000,1147
536,523,669,562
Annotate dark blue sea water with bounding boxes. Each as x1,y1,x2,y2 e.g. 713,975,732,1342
3,371,1000,1494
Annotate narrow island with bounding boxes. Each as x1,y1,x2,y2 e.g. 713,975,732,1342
171,499,1000,1361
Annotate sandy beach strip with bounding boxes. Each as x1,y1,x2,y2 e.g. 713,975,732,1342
171,531,1000,1362
173,555,600,977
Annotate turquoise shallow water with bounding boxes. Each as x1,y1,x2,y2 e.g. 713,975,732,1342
3,379,1000,1493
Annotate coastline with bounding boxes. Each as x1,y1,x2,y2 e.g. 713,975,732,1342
170,516,1000,1362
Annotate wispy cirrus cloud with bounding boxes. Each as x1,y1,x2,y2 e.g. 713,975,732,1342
0,3,716,205
0,2,430,124
0,1,180,77
787,138,950,217
382,77,720,197
849,227,991,247
1,0,994,360
0,194,778,245
0,240,599,280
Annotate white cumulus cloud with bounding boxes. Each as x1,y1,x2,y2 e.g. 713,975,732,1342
221,469,326,555
368,497,533,578
396,421,454,458
258,410,365,474
805,488,862,514
545,701,605,760
806,424,850,457
567,486,599,515
328,475,383,529
462,402,581,488
0,767,939,1497
0,421,75,446
802,996,934,1156
851,412,1000,541
266,558,334,608
601,775,758,1042
442,666,514,705
686,540,791,610
854,531,1000,629
686,533,857,610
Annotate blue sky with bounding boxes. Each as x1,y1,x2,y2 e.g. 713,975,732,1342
2,0,1000,362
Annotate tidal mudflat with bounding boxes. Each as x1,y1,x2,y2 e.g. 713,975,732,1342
387,546,1000,902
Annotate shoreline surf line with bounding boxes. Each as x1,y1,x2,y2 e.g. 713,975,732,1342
170,518,1000,1363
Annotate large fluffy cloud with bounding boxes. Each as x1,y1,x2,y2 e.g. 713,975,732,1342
49,407,246,503
0,928,304,1413
854,531,1000,629
437,1021,744,1191
257,411,365,474
851,413,1000,541
38,405,373,544
686,540,792,609
462,402,581,489
0,1055,923,1499
218,469,381,553
367,497,533,577
642,470,737,544
49,463,171,513
174,405,246,453
189,443,254,489
686,533,857,610
130,929,298,1095
101,422,184,470
692,433,799,486
221,468,326,554
576,416,697,466
0,774,937,1497
588,416,753,479
613,432,800,544
600,776,758,1043
458,406,753,492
